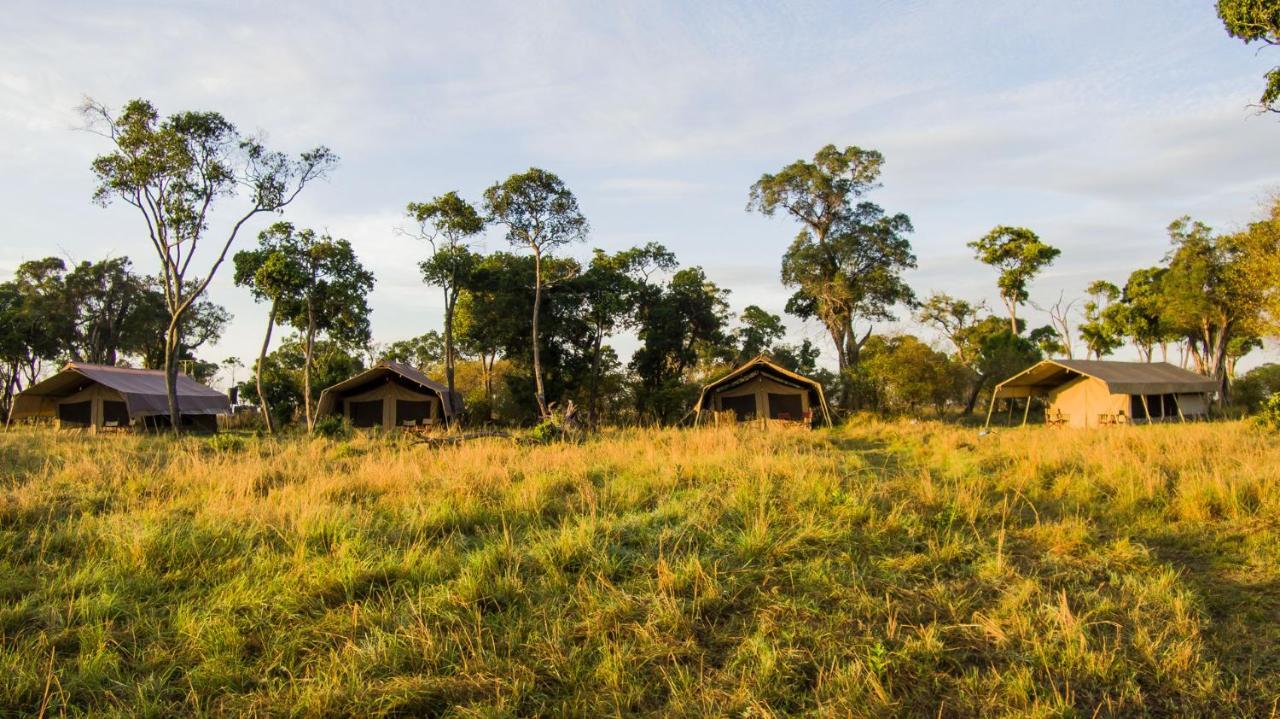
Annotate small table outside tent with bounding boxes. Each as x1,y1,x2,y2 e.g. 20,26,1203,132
1046,410,1069,428
1097,412,1129,427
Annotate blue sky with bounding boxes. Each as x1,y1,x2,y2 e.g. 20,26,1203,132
3,0,1278,386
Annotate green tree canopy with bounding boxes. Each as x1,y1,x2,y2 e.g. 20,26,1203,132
484,168,589,418
1218,0,1280,112
968,226,1060,335
82,97,335,431
749,145,916,399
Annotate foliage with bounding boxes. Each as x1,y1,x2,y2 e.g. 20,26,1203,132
380,331,444,372
1160,216,1271,388
4,421,1280,715
968,226,1060,335
82,97,335,429
859,334,966,414
1218,0,1280,112
312,413,353,439
1256,392,1280,430
1234,363,1280,412
1078,280,1124,359
630,267,732,422
748,144,916,388
484,168,589,417
237,336,364,426
406,191,485,399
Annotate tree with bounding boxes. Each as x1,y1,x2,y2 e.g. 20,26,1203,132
1160,217,1271,394
861,334,966,415
406,192,485,410
968,226,1060,335
631,267,732,422
0,259,77,421
1118,267,1173,361
1218,0,1280,112
82,98,336,433
233,222,310,433
1031,292,1078,359
575,243,676,425
483,169,588,418
381,332,444,372
282,225,374,432
1078,280,1125,359
239,335,364,425
916,292,988,413
748,145,916,402
62,257,153,365
735,305,787,361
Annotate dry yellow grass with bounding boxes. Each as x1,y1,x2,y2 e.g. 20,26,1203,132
1,420,1278,717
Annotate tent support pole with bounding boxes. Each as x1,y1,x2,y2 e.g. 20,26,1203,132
1173,394,1185,423
1021,394,1032,427
1140,394,1152,425
982,393,998,431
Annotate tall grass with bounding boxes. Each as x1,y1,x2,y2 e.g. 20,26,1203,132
1,421,1278,717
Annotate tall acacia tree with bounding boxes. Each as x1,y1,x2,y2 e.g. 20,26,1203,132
405,192,484,410
82,98,335,432
968,226,1060,335
483,169,588,418
748,145,916,398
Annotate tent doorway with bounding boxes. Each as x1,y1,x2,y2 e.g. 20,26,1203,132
767,393,803,420
349,399,383,428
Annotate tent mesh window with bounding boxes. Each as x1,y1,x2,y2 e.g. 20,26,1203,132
1130,393,1178,420
396,400,431,426
349,399,384,428
57,401,92,426
767,393,803,421
102,401,129,426
720,394,757,421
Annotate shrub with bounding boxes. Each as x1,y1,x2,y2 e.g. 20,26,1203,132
312,414,352,439
1256,392,1280,431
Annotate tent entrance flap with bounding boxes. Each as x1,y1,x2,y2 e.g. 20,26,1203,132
396,400,431,426
721,394,757,420
58,401,92,426
767,393,803,420
349,400,383,428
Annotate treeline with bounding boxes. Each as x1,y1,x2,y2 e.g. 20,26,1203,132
0,257,230,413
3,97,1279,430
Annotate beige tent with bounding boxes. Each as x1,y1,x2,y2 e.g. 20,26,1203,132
986,359,1219,429
316,361,464,430
10,362,231,432
694,355,832,427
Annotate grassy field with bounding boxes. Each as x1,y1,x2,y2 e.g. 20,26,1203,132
1,421,1278,718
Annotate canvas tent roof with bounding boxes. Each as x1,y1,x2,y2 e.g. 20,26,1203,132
993,359,1219,398
316,361,464,418
10,362,231,420
694,355,832,425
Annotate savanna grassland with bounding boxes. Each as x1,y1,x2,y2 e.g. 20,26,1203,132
1,421,1278,718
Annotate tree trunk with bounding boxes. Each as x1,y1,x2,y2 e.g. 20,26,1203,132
163,319,181,436
531,248,548,418
1004,296,1019,335
303,300,317,433
443,288,456,400
257,299,278,435
482,351,495,422
963,374,986,416
587,325,603,427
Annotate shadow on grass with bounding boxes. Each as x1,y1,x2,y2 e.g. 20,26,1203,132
1140,527,1280,711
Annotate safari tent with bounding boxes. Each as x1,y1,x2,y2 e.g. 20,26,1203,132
315,361,463,430
9,362,231,432
694,355,831,427
986,359,1219,429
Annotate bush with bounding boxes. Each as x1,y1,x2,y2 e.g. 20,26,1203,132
312,414,352,439
1256,393,1280,431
